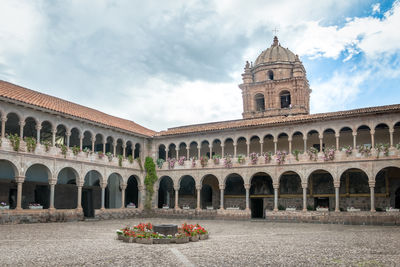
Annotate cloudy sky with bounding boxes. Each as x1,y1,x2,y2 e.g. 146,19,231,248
1,0,400,131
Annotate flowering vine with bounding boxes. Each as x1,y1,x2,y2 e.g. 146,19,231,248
276,150,286,165
249,152,258,165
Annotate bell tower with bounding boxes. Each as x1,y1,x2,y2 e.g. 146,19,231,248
239,36,311,119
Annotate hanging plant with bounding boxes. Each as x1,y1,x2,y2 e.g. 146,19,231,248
292,150,300,161
83,147,92,156
375,143,389,158
144,157,158,210
7,134,20,152
60,144,68,158
212,154,221,165
41,140,51,152
178,156,186,166
106,152,113,161
128,155,134,164
249,152,258,165
264,152,272,163
156,158,165,169
341,145,352,156
307,147,318,161
237,154,246,164
136,157,144,172
200,156,208,167
72,145,80,156
357,145,371,157
166,157,176,169
276,150,286,165
24,136,37,153
224,155,233,168
118,155,123,167
322,146,335,161
97,151,104,159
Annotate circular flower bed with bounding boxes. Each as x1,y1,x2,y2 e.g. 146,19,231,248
116,222,209,245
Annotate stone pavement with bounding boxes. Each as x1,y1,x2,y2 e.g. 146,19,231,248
0,218,399,266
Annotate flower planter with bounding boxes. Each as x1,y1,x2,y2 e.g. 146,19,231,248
347,208,361,212
126,205,136,209
117,235,124,240
162,206,169,209
206,206,214,210
136,238,153,245
153,238,171,244
175,237,189,244
285,207,296,211
182,206,190,210
189,235,199,242
386,208,399,212
29,205,43,210
316,208,329,212
170,238,176,243
0,206,9,210
199,234,209,240
123,236,130,243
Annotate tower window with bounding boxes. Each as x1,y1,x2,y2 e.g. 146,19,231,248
280,91,291,108
267,70,274,80
254,93,265,111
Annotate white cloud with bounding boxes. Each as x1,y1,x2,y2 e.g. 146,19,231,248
372,3,381,14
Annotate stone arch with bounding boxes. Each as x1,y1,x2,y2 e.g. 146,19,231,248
236,136,247,156
125,175,140,207
267,70,274,80
339,126,353,149
23,116,38,139
212,139,222,158
250,171,274,216
115,138,124,156
69,127,81,148
277,132,289,152
94,133,104,152
322,128,336,150
82,170,102,217
374,166,400,209
106,136,114,154
178,142,187,158
249,135,260,154
0,159,19,209
292,131,304,153
307,169,335,210
224,173,245,209
40,121,53,144
374,123,390,145
158,144,166,160
55,167,79,209
105,172,123,209
55,124,68,146
223,138,234,157
5,112,20,136
307,129,320,151
24,163,52,209
158,176,175,208
189,141,198,159
339,168,370,210
200,140,210,158
263,134,274,154
178,175,196,208
356,125,371,147
201,174,220,209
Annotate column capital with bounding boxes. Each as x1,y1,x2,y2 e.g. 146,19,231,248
1,115,7,122
173,186,180,191
14,175,25,183
92,137,96,142
101,182,107,189
303,137,307,141
259,141,264,144
369,181,376,188
301,183,308,189
352,131,357,136
287,138,292,142
35,124,42,131
65,131,71,137
51,127,57,134
389,128,394,133
370,129,375,135
244,183,250,190
273,183,279,189
334,182,340,188
18,120,26,127
219,184,225,190
318,134,323,139
220,144,225,147
121,184,127,190
196,185,202,190
335,133,340,138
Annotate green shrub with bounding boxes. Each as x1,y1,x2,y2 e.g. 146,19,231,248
144,157,158,210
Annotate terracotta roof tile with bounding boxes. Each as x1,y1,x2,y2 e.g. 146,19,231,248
156,104,400,136
0,80,155,137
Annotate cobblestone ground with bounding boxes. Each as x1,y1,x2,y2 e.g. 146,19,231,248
1,219,400,266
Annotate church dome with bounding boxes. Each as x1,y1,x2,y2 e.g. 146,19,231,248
254,36,296,66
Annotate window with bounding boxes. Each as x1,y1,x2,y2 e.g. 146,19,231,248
254,94,265,111
267,70,274,80
280,91,291,108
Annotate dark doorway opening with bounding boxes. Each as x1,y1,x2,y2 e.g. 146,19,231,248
34,185,50,209
251,198,264,218
395,187,400,209
82,189,94,217
314,197,329,208
8,188,17,209
201,185,212,208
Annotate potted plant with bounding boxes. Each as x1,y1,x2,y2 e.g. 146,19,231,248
178,156,186,166
276,150,286,165
72,145,80,156
136,233,153,245
237,154,246,164
156,158,165,169
342,145,352,157
167,157,176,169
264,152,272,163
59,144,68,158
189,232,199,242
116,229,124,240
128,155,134,164
29,203,43,209
249,152,258,165
212,154,221,165
118,154,123,167
175,233,189,244
24,136,37,152
97,151,104,159
224,155,232,168
41,140,51,152
106,152,113,162
200,156,208,167
307,147,318,161
7,133,20,152
323,146,335,161
83,147,92,156
0,202,9,210
292,149,300,161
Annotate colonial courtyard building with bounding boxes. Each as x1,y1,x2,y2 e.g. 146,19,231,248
1,37,400,224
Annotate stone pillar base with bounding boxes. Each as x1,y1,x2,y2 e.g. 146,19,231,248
273,208,278,212
302,208,307,212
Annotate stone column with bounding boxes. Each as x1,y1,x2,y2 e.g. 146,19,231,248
101,183,107,210
165,148,169,159
288,138,292,155
79,135,83,150
244,183,250,211
186,147,190,159
273,139,277,154
246,142,250,157
153,187,159,209
273,183,279,211
138,186,144,209
352,131,357,150
49,180,56,210
15,176,25,210
19,121,25,139
335,133,340,151
66,131,71,147
197,146,201,159
334,182,340,212
319,134,323,152
303,137,307,152
1,116,6,139
221,144,225,157
196,185,201,210
121,184,127,208
370,130,375,150
370,182,375,212
233,144,237,158
92,137,96,153
174,186,180,210
176,148,179,159
113,142,116,156
260,141,263,155
389,129,394,148
77,184,82,209
102,142,106,154
302,183,307,211
209,145,213,158
219,184,225,209
52,127,57,147
36,125,42,143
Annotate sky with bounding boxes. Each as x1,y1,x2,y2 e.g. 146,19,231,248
1,0,400,132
